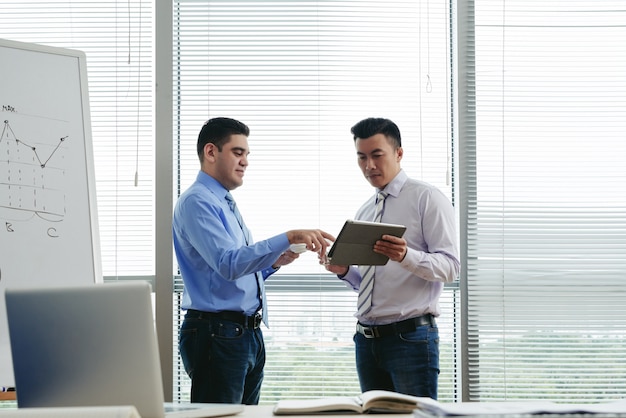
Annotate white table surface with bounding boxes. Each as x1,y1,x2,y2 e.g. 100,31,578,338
239,404,414,417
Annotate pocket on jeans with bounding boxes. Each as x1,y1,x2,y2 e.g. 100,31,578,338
398,327,429,343
212,320,245,339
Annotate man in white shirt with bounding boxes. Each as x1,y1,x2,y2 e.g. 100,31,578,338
324,117,460,399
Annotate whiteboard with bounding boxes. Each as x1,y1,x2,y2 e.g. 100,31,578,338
0,39,102,386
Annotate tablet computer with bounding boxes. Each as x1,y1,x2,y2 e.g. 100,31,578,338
327,219,407,266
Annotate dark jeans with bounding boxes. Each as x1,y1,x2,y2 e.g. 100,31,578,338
354,321,440,399
179,314,265,405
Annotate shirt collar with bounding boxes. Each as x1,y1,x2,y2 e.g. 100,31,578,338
196,170,229,200
378,169,407,199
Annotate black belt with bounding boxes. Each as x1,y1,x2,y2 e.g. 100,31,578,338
356,314,435,339
185,309,262,329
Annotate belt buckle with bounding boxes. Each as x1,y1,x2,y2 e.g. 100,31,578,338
253,313,261,329
359,324,378,338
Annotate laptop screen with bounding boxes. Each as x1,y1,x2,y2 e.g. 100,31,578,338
5,282,168,417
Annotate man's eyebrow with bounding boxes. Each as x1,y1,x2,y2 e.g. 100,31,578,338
357,148,385,155
230,146,249,154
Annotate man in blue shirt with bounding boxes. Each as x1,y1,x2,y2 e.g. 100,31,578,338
173,117,334,405
324,117,460,399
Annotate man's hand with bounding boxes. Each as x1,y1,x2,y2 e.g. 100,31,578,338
373,234,407,262
322,262,349,277
286,229,335,256
272,250,301,269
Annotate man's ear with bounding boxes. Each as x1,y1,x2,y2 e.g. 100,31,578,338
397,147,403,162
204,143,218,162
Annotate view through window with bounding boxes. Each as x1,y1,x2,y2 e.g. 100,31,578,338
171,0,457,403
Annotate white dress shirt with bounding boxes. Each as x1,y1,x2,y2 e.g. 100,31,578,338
340,170,460,326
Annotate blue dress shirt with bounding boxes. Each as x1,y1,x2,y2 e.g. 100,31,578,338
173,171,290,315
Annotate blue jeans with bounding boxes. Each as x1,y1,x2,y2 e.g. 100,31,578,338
354,322,440,399
179,314,265,405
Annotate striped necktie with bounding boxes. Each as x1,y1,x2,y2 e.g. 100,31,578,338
225,192,268,326
356,191,388,316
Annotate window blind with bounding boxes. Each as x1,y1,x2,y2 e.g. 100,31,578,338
459,0,626,402
0,1,155,278
172,0,458,403
0,0,459,404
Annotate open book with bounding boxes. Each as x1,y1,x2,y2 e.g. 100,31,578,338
274,390,626,416
273,390,432,415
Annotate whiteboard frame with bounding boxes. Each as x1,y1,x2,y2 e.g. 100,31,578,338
0,38,102,385
0,37,102,282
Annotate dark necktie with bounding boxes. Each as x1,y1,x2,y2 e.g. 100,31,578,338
225,192,268,326
357,191,388,316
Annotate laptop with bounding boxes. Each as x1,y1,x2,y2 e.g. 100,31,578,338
4,282,243,418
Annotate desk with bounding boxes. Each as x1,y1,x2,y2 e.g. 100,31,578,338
0,403,414,417
240,405,413,417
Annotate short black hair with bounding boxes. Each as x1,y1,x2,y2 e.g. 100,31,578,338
350,117,402,148
197,117,250,159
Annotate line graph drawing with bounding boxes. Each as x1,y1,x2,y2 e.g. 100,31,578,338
0,119,69,224
2,120,68,168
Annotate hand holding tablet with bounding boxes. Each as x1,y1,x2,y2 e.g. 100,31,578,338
326,220,407,266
